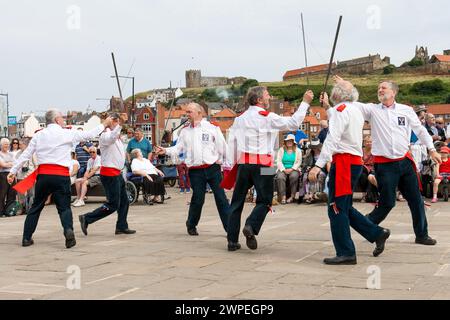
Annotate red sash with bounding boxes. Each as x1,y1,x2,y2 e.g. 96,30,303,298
13,164,70,194
374,152,422,191
100,167,121,177
332,154,363,198
220,153,273,190
189,164,212,170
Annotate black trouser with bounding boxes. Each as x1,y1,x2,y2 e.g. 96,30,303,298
0,172,17,216
367,159,429,238
328,164,383,257
143,174,165,196
23,174,72,241
227,164,275,243
84,175,129,231
187,164,230,231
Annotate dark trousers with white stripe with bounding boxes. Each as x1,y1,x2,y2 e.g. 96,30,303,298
23,175,72,241
367,159,429,238
328,164,383,257
227,164,275,243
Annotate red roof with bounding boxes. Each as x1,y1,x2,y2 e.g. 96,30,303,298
426,104,450,115
431,55,450,63
283,63,335,79
211,108,237,118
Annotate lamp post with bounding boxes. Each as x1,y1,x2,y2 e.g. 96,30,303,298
111,76,135,127
0,93,9,137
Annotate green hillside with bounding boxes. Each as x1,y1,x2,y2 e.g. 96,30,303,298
131,73,450,106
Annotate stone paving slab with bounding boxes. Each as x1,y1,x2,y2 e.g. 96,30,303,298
0,190,449,300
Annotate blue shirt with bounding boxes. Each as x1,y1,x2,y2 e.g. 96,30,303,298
126,137,153,158
75,142,93,168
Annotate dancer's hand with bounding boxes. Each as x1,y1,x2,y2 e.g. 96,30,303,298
7,173,15,185
320,92,331,110
303,90,314,104
308,166,321,183
430,150,442,164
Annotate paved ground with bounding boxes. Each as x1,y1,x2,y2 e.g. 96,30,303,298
0,189,449,300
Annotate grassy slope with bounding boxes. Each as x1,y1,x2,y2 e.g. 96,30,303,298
131,73,450,105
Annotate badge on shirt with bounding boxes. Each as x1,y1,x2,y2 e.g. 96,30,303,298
202,134,210,142
398,117,406,126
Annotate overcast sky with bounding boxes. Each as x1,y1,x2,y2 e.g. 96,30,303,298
1,0,449,116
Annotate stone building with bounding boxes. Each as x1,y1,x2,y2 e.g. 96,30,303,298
336,54,390,74
185,70,247,88
415,46,430,64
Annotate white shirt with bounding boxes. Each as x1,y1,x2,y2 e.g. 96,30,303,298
355,102,435,159
227,102,309,165
447,124,450,140
99,125,125,170
11,123,105,175
316,102,364,168
131,158,157,175
165,119,227,168
69,159,79,176
86,156,101,175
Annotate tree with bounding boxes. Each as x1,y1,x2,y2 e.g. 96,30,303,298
239,79,259,95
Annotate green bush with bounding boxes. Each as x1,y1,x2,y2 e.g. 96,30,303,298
200,89,220,102
446,94,450,104
383,65,396,75
407,57,425,67
410,79,445,94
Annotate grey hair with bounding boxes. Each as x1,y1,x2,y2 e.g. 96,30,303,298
188,102,206,115
88,146,97,152
330,83,359,105
45,109,62,125
130,148,142,158
247,86,267,106
380,81,399,95
1,138,10,145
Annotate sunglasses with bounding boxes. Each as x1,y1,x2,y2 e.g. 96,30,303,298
89,151,96,154
12,142,19,144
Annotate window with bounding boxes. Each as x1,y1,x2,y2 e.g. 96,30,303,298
316,112,321,120
143,113,150,120
172,122,176,128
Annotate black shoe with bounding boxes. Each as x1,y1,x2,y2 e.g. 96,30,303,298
78,215,88,236
415,236,437,246
64,229,76,249
373,228,390,257
323,256,357,265
187,227,199,236
243,225,257,250
115,228,136,235
22,239,34,247
227,242,241,252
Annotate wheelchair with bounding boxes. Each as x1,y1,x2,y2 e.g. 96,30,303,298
125,173,165,206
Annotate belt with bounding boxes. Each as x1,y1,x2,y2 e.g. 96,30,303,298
189,164,212,170
100,167,122,177
238,153,273,166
